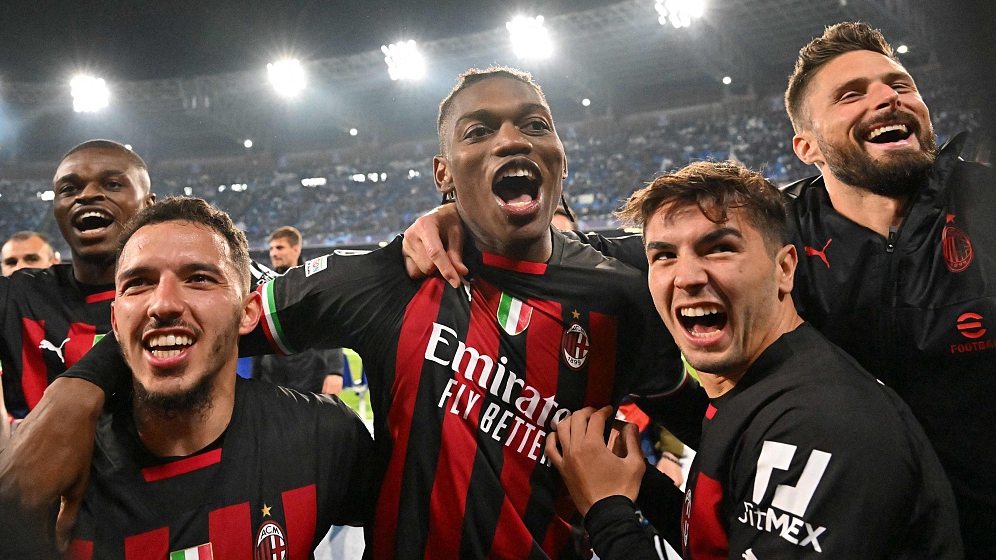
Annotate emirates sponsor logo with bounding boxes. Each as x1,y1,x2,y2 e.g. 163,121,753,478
561,323,590,370
942,214,973,273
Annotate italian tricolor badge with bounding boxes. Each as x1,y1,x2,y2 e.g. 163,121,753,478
497,292,533,336
169,543,213,560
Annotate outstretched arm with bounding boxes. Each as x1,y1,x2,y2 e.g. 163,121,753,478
402,204,468,288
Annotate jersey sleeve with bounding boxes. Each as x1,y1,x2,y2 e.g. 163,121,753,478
241,239,419,358
724,385,944,559
57,331,131,397
568,231,648,272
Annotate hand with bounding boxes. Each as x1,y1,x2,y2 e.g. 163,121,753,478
546,406,646,516
322,374,344,395
0,377,103,550
402,204,468,288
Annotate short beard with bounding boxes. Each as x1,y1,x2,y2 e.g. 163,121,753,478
818,117,937,199
134,370,215,421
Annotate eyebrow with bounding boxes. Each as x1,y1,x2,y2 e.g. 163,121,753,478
831,71,914,99
454,103,551,127
54,169,130,185
645,227,744,252
117,262,227,283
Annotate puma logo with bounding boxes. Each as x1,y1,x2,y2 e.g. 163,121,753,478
39,338,70,364
804,238,833,269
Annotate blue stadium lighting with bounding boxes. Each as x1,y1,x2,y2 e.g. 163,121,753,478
381,40,426,81
267,59,306,98
654,0,704,29
70,75,109,113
506,15,554,60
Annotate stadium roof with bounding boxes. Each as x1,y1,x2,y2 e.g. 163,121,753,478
0,0,971,163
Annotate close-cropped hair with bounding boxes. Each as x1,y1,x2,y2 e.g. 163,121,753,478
61,139,149,173
437,66,547,154
618,161,788,253
269,226,302,247
117,197,252,292
785,22,897,132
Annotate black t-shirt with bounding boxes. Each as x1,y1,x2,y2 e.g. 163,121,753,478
584,323,962,559
69,377,372,559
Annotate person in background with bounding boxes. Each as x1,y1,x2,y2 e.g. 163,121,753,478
1,231,60,277
254,226,345,395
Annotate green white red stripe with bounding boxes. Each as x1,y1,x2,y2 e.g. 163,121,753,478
258,281,294,355
169,543,213,560
497,292,532,336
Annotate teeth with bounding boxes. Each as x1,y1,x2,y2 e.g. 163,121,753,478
147,334,193,349
679,304,722,317
151,349,183,358
500,166,536,181
80,210,111,220
867,124,908,141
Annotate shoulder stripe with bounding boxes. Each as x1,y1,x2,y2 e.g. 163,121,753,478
142,448,222,482
258,281,294,355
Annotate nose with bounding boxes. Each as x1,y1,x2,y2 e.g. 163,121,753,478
672,254,708,293
76,181,106,203
147,276,184,321
492,122,532,156
870,81,901,111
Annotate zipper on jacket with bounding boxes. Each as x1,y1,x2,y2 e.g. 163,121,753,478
886,225,898,253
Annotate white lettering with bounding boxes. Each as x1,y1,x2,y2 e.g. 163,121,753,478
493,410,513,441
425,323,457,366
437,378,458,408
480,402,501,433
453,341,494,386
516,385,541,418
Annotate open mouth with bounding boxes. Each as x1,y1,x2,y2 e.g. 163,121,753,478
492,161,541,211
145,333,194,359
677,303,728,339
73,209,115,233
865,123,914,144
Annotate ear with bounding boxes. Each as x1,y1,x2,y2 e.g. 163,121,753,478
433,155,454,198
110,302,119,339
239,290,263,335
562,154,569,180
775,244,798,296
792,132,824,167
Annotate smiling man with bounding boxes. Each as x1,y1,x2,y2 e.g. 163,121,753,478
66,197,371,558
547,162,962,559
0,140,155,419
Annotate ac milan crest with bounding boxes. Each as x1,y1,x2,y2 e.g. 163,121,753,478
255,520,288,560
562,323,590,370
942,214,973,273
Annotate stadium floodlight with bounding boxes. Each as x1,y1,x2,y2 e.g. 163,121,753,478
722,76,732,85
70,75,109,113
506,15,554,60
897,45,909,54
349,128,358,136
267,59,306,98
654,0,705,29
582,98,591,107
381,40,426,81
244,139,253,148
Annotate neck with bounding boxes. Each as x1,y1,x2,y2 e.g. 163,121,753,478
133,370,237,457
822,173,908,238
72,253,116,285
473,230,553,264
698,301,804,399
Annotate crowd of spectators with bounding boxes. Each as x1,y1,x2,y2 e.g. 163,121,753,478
0,71,981,256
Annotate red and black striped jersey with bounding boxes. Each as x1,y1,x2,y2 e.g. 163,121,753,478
69,377,372,559
0,264,114,417
244,231,700,559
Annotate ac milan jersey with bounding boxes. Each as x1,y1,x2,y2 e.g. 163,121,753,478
0,264,114,417
245,232,700,559
679,324,961,559
69,377,372,559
